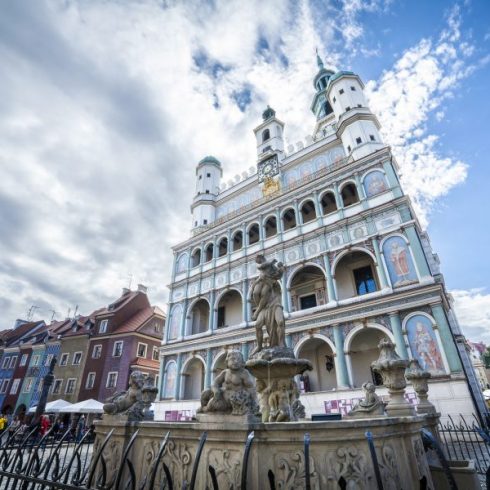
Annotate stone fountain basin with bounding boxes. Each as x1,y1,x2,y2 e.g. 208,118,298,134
246,357,312,379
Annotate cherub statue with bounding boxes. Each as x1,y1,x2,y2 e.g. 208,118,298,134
268,379,293,422
256,379,271,422
199,351,258,416
348,382,385,417
103,371,146,420
249,254,286,355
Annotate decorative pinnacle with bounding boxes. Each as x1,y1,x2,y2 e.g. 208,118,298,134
316,48,324,70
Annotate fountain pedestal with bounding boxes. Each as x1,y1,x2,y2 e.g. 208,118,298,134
246,347,312,422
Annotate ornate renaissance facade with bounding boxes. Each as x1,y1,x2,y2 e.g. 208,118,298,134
156,58,486,422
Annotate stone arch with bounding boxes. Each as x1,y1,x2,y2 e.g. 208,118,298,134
231,230,243,251
299,199,317,224
175,253,188,274
215,288,243,328
181,356,205,400
185,298,210,335
191,247,202,268
332,248,379,300
340,181,360,207
320,190,337,215
264,214,278,238
281,207,297,231
295,335,337,392
247,222,260,245
204,242,214,262
345,324,394,388
163,360,177,398
217,236,228,257
287,263,327,311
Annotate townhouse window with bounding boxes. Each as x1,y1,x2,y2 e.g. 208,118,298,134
106,372,118,388
92,344,102,359
52,379,63,395
137,343,148,358
0,379,9,394
1,358,9,369
37,379,43,393
207,173,211,177
44,354,53,367
9,356,18,369
85,372,96,389
32,355,40,366
60,353,69,366
99,319,108,334
346,106,351,111
113,341,123,357
203,219,208,225
10,379,20,395
152,347,159,361
65,378,76,394
23,378,33,393
19,354,28,367
72,352,82,365
353,265,377,295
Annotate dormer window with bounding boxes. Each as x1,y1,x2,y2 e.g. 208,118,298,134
99,319,108,334
262,129,270,142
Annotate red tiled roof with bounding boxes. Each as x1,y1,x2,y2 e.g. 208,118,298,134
96,291,140,317
5,321,45,345
112,306,156,335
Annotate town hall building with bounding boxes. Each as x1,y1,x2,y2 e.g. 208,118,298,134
156,56,487,423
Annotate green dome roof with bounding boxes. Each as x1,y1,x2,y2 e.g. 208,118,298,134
198,155,221,166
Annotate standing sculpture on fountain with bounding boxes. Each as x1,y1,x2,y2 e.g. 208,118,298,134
249,254,286,355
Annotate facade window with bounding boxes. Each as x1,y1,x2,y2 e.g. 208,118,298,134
333,96,336,103
347,145,351,153
356,137,362,144
353,266,377,295
217,306,225,328
72,352,82,365
0,379,9,394
203,219,208,225
44,354,53,367
86,372,96,389
32,355,40,366
262,129,270,142
60,353,69,366
23,378,33,393
37,379,43,393
9,356,18,369
92,344,102,359
65,378,76,394
300,294,317,310
152,347,159,361
198,175,202,180
137,343,148,358
10,379,20,395
351,86,356,91
154,322,160,333
205,190,209,194
19,354,28,367
106,372,118,388
339,89,344,94
113,341,124,357
1,358,9,369
194,221,198,227
357,104,362,108
206,172,211,177
52,379,63,394
99,319,108,334
370,134,375,141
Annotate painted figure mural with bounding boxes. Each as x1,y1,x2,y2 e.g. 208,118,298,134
383,236,418,287
363,171,388,197
406,315,445,375
168,306,182,340
163,362,177,398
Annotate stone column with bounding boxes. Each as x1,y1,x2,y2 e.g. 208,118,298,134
208,290,216,332
322,254,337,304
404,225,431,279
281,273,291,314
354,173,368,209
158,355,165,398
285,334,292,348
313,190,323,223
242,279,249,324
205,349,212,389
382,159,403,198
389,312,408,359
275,207,283,236
372,237,389,290
333,182,344,219
431,303,463,373
333,325,350,388
180,299,188,338
293,199,301,229
258,214,265,246
175,353,183,400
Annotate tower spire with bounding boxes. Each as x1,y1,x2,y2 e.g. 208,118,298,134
316,48,324,70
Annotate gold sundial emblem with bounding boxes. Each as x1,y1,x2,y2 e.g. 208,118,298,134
262,176,280,197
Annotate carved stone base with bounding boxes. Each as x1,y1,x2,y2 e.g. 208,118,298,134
347,405,385,419
196,413,260,425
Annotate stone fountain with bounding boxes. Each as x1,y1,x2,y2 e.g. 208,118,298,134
91,254,480,489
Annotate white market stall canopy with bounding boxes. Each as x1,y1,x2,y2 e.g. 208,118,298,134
28,399,72,413
63,399,104,414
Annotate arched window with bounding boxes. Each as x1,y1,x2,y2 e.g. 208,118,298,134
290,265,327,311
341,183,359,207
218,237,228,257
191,249,201,268
321,192,337,215
163,362,177,398
232,231,243,251
262,129,270,142
217,290,243,328
182,358,204,400
297,338,336,392
264,216,277,238
186,299,210,335
334,251,379,300
204,243,214,262
248,223,260,245
350,329,388,387
300,200,317,224
282,208,297,231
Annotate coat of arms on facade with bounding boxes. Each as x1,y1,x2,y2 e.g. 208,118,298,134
262,176,280,197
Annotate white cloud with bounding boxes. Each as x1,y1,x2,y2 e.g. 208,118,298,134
451,289,490,344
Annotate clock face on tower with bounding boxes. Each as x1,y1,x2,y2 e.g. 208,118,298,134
257,155,279,183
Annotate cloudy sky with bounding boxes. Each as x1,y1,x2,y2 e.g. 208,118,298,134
0,0,489,341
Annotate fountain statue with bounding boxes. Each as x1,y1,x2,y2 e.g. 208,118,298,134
245,254,312,422
347,381,385,418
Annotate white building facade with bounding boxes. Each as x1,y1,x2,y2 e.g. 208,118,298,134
156,58,487,423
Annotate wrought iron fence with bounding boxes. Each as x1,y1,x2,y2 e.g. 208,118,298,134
0,421,460,490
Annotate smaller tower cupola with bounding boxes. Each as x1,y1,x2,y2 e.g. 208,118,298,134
311,51,335,121
253,106,285,160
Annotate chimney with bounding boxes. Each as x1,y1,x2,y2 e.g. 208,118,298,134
122,287,131,296
137,284,148,294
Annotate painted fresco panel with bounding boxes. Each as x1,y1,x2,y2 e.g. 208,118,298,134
168,306,182,340
164,362,177,398
406,315,445,374
363,171,388,197
383,236,418,287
